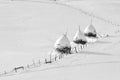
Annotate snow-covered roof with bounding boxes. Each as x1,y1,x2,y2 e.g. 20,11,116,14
54,33,71,49
73,26,87,41
84,21,97,34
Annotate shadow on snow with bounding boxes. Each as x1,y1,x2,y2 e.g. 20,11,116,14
79,51,112,56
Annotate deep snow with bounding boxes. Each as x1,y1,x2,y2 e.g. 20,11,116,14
0,0,120,80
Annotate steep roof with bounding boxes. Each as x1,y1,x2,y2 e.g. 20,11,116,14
54,33,71,49
73,26,87,41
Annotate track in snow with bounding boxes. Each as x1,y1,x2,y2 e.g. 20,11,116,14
10,0,120,27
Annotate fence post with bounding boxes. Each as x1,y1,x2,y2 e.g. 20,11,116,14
50,54,52,62
80,45,83,50
59,54,61,59
27,64,30,68
32,59,35,67
4,70,7,74
45,58,47,64
55,55,57,61
38,59,41,65
74,47,78,53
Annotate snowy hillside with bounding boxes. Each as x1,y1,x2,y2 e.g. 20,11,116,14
0,0,120,80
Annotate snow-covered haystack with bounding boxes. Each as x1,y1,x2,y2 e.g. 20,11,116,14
84,20,98,42
71,26,87,53
54,33,71,54
73,26,87,45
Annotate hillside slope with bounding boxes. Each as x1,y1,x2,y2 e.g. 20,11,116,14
0,0,120,80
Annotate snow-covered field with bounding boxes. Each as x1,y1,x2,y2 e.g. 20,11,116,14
0,0,120,80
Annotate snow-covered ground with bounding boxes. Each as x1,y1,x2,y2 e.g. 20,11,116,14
0,0,120,80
